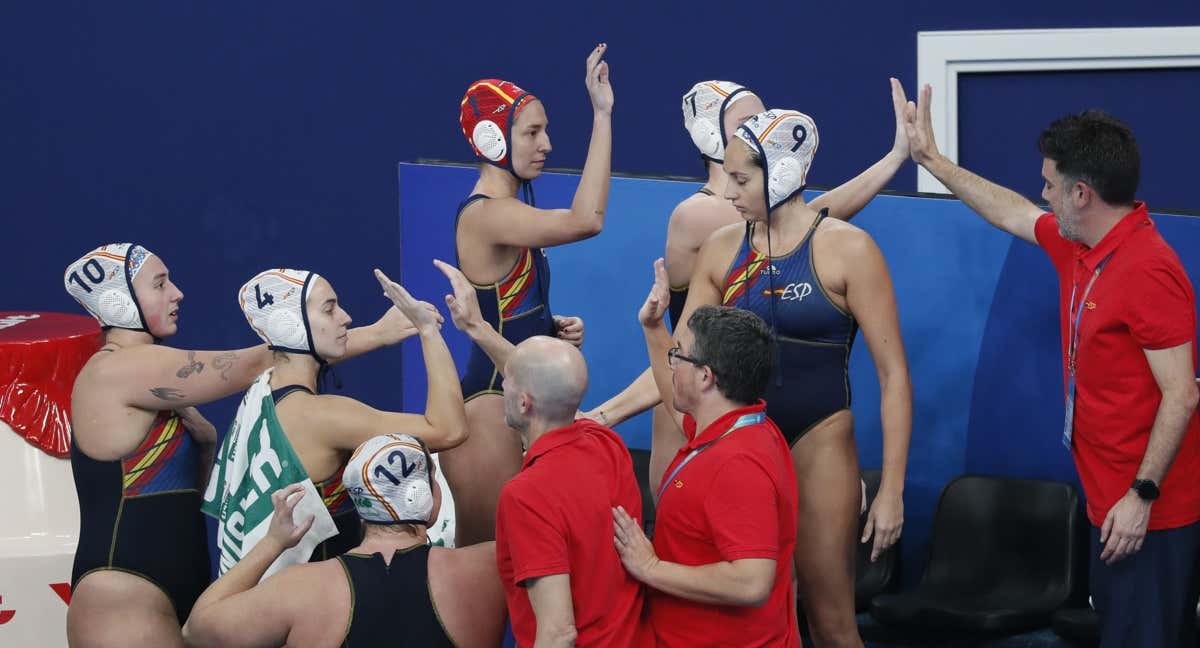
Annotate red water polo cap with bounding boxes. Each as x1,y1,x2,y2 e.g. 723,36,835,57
459,79,536,173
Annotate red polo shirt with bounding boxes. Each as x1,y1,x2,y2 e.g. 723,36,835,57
495,419,644,647
1036,203,1200,529
647,401,799,648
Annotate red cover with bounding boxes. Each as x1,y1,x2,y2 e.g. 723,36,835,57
0,312,102,457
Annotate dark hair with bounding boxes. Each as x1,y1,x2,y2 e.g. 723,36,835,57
1037,110,1139,206
687,305,775,404
744,140,762,167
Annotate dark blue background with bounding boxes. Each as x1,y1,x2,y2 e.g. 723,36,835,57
5,3,1199,433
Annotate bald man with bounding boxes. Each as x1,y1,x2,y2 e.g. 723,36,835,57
433,259,645,647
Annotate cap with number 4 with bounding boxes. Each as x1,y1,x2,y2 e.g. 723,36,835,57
238,268,323,360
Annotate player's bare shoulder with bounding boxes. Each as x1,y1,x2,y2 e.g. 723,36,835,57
815,215,878,256
699,220,747,261
669,192,739,241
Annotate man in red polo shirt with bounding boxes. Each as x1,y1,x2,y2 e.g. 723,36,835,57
434,260,645,647
613,260,799,648
905,86,1200,646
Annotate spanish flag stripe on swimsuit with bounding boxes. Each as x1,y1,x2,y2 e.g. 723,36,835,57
121,412,194,496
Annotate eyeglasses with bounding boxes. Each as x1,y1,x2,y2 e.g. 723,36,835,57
667,345,704,369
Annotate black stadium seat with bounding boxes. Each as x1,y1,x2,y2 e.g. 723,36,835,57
870,475,1086,636
1051,607,1100,646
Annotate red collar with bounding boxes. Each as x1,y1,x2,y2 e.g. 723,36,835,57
681,400,768,448
1075,201,1151,272
521,418,609,470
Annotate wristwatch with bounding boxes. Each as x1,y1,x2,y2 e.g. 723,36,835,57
1132,479,1160,501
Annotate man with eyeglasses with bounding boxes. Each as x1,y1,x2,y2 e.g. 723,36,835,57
612,259,801,647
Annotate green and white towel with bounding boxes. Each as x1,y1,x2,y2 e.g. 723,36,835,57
202,369,337,579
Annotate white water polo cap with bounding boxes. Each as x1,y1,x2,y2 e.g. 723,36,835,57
344,434,435,525
682,80,756,163
63,243,155,331
239,268,322,359
735,109,819,212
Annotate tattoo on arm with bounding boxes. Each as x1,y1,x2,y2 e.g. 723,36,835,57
176,350,205,378
211,352,237,381
150,387,186,401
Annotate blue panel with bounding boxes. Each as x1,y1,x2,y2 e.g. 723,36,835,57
398,163,480,420
965,241,1077,484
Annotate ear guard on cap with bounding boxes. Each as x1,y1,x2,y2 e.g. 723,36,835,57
472,120,508,163
239,269,322,360
682,81,754,164
63,243,154,332
688,117,722,160
735,109,820,212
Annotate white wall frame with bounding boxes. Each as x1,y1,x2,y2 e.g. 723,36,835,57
916,26,1200,193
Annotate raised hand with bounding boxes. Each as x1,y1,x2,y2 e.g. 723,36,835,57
638,258,670,328
888,78,910,160
903,84,940,166
432,259,485,333
371,303,443,346
373,269,440,334
585,43,613,115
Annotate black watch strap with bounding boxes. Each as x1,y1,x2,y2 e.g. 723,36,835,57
1132,479,1160,501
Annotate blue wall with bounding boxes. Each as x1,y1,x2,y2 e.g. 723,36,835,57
399,162,1200,583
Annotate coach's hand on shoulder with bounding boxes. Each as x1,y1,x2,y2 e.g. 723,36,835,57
613,505,658,583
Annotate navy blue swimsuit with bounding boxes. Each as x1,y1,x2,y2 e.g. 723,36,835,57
71,410,209,624
454,194,556,400
270,384,361,560
720,210,858,445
